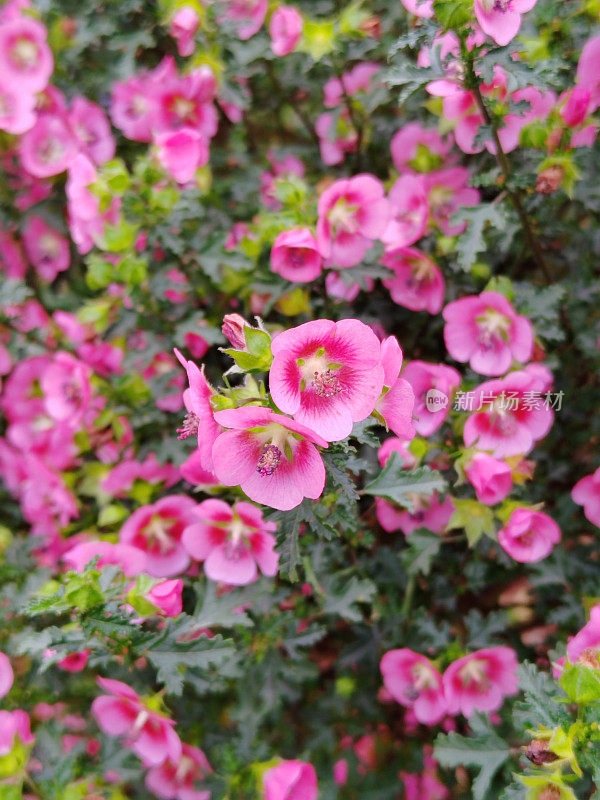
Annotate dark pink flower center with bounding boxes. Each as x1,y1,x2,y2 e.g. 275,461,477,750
288,248,308,268
312,369,343,398
256,444,282,476
62,381,82,405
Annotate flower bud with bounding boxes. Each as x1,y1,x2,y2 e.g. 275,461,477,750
222,313,250,350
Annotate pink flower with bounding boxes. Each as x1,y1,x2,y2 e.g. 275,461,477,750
474,0,538,47
110,75,160,142
443,291,533,376
572,467,600,528
333,759,348,786
498,508,560,562
169,6,200,57
269,319,384,442
323,62,380,107
315,111,358,166
375,336,416,440
146,743,211,800
40,351,91,425
92,677,182,767
270,6,303,56
174,349,221,475
20,114,78,177
262,759,318,800
462,369,554,458
146,579,184,617
154,66,217,138
0,78,36,134
443,647,519,717
399,0,434,17
183,499,278,585
156,127,209,184
380,649,447,725
402,361,460,437
325,271,371,302
119,495,197,578
382,247,445,314
68,97,116,165
22,215,70,282
63,541,148,576
381,176,429,251
219,0,267,40
560,86,592,127
211,406,328,511
58,650,91,673
465,452,512,505
390,122,451,170
180,450,221,488
376,492,454,535
0,229,27,278
0,651,13,699
271,228,322,283
577,36,600,110
316,175,389,268
0,16,53,92
567,605,600,665
0,710,34,756
423,167,480,236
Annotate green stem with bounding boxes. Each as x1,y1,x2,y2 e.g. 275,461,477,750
401,574,416,618
463,49,552,283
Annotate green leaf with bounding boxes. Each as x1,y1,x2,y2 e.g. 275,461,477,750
322,576,376,622
401,528,442,576
244,327,272,361
560,662,600,703
192,581,256,629
448,498,496,546
451,204,507,271
146,622,235,695
434,717,512,800
363,452,447,511
514,661,570,729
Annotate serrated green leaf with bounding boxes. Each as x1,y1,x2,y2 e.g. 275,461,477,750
363,452,447,511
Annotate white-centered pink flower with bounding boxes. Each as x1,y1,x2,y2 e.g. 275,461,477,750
381,649,447,725
498,507,560,562
443,291,533,376
183,499,278,585
211,406,328,511
269,319,385,442
443,647,519,717
316,175,389,268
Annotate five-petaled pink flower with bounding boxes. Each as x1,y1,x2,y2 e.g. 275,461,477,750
381,649,447,725
442,646,519,717
462,369,554,458
211,406,328,511
316,175,389,268
474,0,538,48
381,176,429,251
269,319,385,442
271,228,323,283
183,499,278,585
382,247,445,314
119,495,197,577
146,742,212,800
572,467,600,528
91,677,182,767
23,216,71,282
443,291,533,376
0,16,53,92
465,452,512,506
40,351,91,425
498,507,560,562
262,759,318,800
